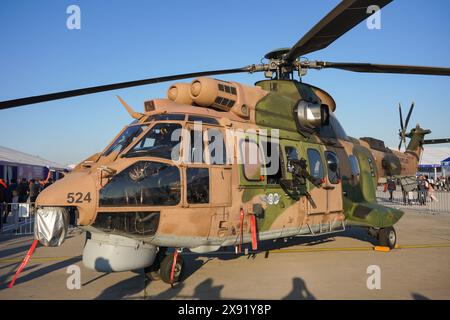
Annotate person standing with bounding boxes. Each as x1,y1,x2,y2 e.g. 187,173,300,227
11,190,20,232
17,178,29,202
29,179,40,203
429,182,438,202
417,176,428,205
429,176,434,188
9,179,18,194
387,177,396,201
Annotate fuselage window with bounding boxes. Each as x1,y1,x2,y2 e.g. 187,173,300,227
285,146,299,174
325,151,340,184
125,123,182,160
239,139,263,181
99,161,181,207
307,148,324,180
207,129,227,165
261,139,282,185
187,168,209,204
348,155,360,177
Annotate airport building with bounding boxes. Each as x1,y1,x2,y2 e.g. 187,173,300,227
0,145,68,183
418,146,450,178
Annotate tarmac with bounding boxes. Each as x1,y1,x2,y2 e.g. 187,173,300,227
1,208,450,300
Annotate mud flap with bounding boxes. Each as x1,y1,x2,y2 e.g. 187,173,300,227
35,207,69,247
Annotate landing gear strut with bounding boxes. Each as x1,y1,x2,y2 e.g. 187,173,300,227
144,247,185,284
144,247,167,281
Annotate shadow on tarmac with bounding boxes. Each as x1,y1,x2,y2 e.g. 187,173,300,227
282,277,316,300
411,292,430,300
135,276,315,300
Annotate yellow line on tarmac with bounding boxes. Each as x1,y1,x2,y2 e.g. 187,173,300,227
397,243,450,249
268,243,450,254
269,246,374,253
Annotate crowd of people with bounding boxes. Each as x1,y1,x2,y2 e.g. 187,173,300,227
384,175,450,206
0,177,54,224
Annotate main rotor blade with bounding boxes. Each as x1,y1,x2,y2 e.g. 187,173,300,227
398,103,404,132
423,138,450,145
316,62,450,76
0,67,255,110
286,0,392,61
404,102,415,130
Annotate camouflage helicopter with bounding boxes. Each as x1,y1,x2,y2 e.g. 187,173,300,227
2,0,450,285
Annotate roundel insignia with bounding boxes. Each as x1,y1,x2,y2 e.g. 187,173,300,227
273,193,280,205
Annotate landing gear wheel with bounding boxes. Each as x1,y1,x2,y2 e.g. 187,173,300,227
160,253,184,284
378,227,396,249
144,247,167,281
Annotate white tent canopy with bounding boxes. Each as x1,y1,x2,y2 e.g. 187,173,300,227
419,146,450,166
0,145,67,170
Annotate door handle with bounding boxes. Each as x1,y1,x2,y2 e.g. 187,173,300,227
323,185,335,190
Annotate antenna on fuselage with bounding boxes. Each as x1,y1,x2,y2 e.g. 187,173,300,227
116,95,145,120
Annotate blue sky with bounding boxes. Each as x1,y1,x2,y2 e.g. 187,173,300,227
0,0,449,165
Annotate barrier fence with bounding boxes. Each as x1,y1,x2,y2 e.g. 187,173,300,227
376,188,450,214
0,203,36,235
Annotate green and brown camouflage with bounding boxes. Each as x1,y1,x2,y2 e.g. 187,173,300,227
35,77,409,255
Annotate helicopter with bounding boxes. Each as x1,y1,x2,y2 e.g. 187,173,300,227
1,0,450,285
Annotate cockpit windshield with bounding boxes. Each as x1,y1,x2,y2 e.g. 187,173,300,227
103,124,147,157
124,123,182,160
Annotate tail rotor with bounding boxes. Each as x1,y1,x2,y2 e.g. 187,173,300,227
398,102,415,151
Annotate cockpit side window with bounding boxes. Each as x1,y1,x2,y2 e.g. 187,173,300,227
125,123,182,160
186,168,209,204
102,124,147,157
207,129,227,165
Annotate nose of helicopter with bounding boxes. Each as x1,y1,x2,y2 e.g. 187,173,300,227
36,170,98,225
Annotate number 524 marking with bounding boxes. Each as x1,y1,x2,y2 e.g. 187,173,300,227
66,192,92,204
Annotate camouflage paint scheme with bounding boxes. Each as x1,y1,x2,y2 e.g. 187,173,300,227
36,77,421,252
